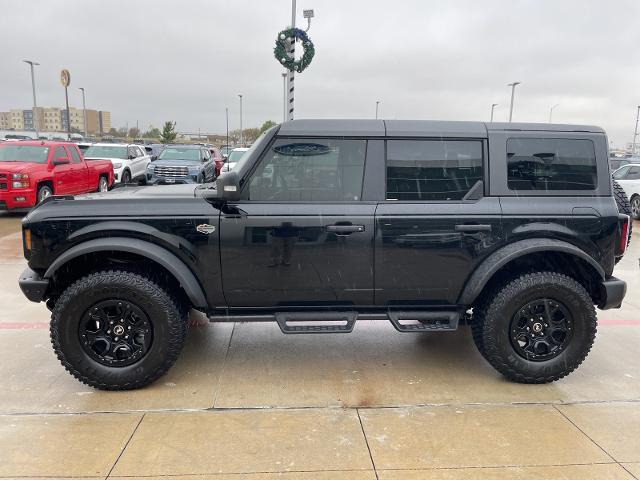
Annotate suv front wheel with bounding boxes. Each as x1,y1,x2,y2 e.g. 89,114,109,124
50,270,188,390
472,271,596,383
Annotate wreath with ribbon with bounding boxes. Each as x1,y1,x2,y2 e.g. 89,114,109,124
274,27,315,73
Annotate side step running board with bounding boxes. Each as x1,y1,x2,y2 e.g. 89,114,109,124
387,311,460,333
275,312,357,334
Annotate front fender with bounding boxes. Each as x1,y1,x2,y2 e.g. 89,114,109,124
43,237,207,308
457,238,605,306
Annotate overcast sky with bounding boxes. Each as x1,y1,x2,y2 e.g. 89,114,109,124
1,0,639,146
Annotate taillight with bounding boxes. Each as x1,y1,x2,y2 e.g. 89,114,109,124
619,215,630,255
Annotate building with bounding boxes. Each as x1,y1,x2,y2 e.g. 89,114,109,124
99,111,111,135
0,112,11,130
10,109,24,130
1,107,111,135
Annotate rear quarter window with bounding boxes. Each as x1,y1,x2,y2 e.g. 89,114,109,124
507,138,597,191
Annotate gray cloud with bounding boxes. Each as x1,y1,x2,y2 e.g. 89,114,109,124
1,0,638,146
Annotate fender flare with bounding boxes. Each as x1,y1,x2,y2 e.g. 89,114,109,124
457,238,605,306
43,237,207,308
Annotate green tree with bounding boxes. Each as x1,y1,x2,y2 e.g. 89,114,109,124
144,127,161,138
259,120,277,133
160,121,177,144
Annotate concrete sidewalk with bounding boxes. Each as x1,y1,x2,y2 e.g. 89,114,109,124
1,212,639,479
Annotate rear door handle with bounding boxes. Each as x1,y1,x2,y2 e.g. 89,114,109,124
326,224,365,235
454,224,492,232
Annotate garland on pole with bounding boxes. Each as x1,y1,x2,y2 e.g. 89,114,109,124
274,27,315,73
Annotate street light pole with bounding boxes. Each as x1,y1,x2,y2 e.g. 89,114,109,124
507,82,520,122
238,94,243,146
23,60,39,138
225,107,229,148
281,72,287,123
79,87,87,137
549,103,560,123
633,106,640,155
375,101,380,119
490,103,498,122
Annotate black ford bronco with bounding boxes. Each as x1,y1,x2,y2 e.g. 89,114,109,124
18,120,631,390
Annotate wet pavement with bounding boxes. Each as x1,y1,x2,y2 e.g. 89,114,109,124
1,211,639,479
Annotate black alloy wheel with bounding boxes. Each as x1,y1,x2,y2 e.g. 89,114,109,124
79,299,153,367
509,298,573,362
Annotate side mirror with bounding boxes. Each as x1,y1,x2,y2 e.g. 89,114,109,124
151,155,157,161
215,170,240,201
53,157,70,165
128,154,136,160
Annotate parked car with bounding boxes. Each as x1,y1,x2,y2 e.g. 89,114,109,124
613,163,640,218
144,143,165,160
83,143,151,185
0,140,113,210
146,145,215,184
75,142,93,153
220,147,249,173
18,119,631,390
610,156,639,172
220,145,233,158
208,146,224,177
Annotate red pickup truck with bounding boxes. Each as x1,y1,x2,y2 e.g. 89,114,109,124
0,141,114,210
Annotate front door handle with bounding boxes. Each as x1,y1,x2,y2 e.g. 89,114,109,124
454,224,492,232
326,224,365,235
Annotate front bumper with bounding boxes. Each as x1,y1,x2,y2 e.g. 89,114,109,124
147,174,199,185
19,267,49,302
0,189,37,210
598,276,627,310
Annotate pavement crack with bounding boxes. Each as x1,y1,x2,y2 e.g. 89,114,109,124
356,408,379,480
211,321,237,408
105,412,145,479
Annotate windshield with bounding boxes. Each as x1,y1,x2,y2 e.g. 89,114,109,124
84,145,128,159
227,150,247,163
158,147,201,162
0,145,49,163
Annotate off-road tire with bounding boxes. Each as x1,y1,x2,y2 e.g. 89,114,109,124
612,180,633,243
472,271,596,383
50,270,187,390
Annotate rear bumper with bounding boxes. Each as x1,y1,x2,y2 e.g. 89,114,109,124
598,276,627,310
19,267,49,302
0,190,37,210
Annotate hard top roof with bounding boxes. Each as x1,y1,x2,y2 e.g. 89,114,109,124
277,119,605,137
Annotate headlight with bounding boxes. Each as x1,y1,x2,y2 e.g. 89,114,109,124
147,164,155,171
12,173,29,188
112,162,122,169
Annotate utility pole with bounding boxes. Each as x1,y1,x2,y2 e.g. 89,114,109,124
633,106,640,155
490,103,498,122
507,82,520,122
225,107,229,147
238,94,243,146
78,87,87,138
286,0,296,121
281,72,287,123
23,60,39,137
375,101,380,119
549,103,560,123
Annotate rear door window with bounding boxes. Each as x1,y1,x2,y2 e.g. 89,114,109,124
385,140,483,201
507,138,597,191
68,146,82,163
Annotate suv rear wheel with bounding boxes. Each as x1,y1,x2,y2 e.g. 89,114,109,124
472,271,596,383
50,270,187,390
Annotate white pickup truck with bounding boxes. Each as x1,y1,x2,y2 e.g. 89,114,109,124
83,143,151,185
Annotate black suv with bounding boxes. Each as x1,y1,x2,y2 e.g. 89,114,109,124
18,120,631,390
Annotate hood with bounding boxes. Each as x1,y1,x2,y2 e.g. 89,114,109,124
0,161,43,173
152,159,201,168
75,183,199,200
85,156,124,163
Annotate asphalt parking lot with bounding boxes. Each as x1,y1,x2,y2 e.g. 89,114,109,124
1,212,639,479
